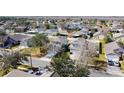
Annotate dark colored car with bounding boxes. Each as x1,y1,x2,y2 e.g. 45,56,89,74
108,60,114,66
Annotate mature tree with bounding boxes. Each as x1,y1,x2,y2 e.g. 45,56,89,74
100,20,108,26
104,32,113,43
0,17,16,21
0,31,6,36
0,51,28,70
61,44,70,52
73,66,90,77
51,49,90,77
51,52,75,77
27,33,49,48
27,33,49,56
0,31,7,47
45,23,50,29
78,40,98,66
117,39,124,48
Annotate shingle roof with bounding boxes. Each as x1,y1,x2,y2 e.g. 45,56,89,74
10,34,31,41
0,35,8,42
5,70,36,77
51,72,60,77
104,42,120,55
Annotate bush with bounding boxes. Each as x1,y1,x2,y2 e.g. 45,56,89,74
117,40,124,48
0,70,8,76
73,67,90,77
0,68,12,76
0,31,6,35
104,36,112,43
104,32,113,43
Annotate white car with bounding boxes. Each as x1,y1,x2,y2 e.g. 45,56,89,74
114,61,120,67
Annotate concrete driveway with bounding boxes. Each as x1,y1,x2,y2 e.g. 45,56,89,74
24,57,51,68
89,69,119,77
106,66,124,76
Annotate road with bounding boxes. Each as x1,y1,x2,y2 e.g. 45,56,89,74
24,57,51,68
114,33,124,40
89,69,120,77
89,65,124,77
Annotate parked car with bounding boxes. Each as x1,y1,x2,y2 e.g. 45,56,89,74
114,61,120,67
108,60,114,66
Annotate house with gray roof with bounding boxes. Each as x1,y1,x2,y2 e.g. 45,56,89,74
5,70,36,77
104,41,123,66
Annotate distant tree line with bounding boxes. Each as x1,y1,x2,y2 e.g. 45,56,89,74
0,17,16,21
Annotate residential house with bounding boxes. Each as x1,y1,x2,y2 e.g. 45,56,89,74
44,29,58,36
14,26,27,32
5,69,36,77
111,21,123,33
0,35,19,48
104,41,124,66
0,34,31,48
9,34,32,48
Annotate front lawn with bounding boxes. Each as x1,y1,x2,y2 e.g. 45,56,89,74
20,47,47,57
0,68,13,77
120,61,124,73
96,53,107,62
17,64,32,71
92,38,107,70
99,38,107,62
0,70,7,76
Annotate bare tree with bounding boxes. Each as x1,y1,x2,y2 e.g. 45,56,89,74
78,40,98,67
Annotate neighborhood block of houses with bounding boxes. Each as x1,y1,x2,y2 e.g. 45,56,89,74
1,16,124,77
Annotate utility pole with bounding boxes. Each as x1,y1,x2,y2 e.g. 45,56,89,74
30,48,33,67
30,54,32,67
85,40,89,67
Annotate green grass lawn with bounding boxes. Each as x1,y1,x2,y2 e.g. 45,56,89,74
120,60,124,71
96,53,106,62
87,38,107,71
0,70,6,76
98,38,107,62
118,39,124,45
0,68,13,77
0,65,33,77
17,64,32,71
94,38,107,69
20,47,47,57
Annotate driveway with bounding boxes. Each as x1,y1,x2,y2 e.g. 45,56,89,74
89,69,119,77
24,57,51,68
106,66,124,76
89,65,124,77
